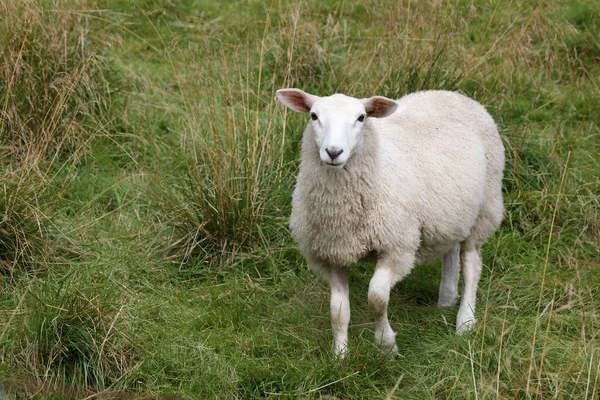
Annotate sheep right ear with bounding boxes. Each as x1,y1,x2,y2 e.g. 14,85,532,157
276,88,320,113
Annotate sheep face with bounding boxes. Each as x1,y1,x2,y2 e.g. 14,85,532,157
276,89,398,169
310,94,367,168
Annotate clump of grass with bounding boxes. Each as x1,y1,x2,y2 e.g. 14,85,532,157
168,99,291,268
0,0,110,163
0,167,48,277
158,37,296,269
3,275,135,393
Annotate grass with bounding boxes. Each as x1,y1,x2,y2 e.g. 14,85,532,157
0,0,599,398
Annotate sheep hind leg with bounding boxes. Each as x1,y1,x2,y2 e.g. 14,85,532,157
456,239,482,334
438,244,460,307
329,266,350,358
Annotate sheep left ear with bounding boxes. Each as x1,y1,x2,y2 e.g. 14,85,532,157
361,96,398,118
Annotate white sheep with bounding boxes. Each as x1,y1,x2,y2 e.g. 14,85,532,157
276,89,505,357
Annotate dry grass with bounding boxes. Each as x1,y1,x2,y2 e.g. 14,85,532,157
0,0,111,164
0,166,49,276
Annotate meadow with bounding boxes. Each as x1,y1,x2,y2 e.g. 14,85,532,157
0,0,598,398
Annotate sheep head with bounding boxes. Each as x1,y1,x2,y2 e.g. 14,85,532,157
276,89,397,169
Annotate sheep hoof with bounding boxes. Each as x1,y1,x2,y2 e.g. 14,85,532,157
455,317,477,334
334,345,348,359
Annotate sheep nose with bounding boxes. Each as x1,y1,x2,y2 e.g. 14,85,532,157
325,147,343,161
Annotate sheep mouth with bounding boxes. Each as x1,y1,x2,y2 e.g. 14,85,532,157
324,161,345,169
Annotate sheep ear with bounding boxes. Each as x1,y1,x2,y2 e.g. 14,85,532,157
361,96,398,118
276,88,320,113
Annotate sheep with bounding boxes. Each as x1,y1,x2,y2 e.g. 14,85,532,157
276,88,505,357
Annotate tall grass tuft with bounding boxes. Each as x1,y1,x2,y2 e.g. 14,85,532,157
0,0,111,163
167,41,293,268
0,167,48,277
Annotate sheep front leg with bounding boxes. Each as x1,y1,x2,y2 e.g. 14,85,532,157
329,266,350,358
368,261,400,354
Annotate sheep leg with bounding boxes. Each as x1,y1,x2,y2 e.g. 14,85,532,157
456,241,482,334
368,263,398,353
329,266,350,358
438,243,460,306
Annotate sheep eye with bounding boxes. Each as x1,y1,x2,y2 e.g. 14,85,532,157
357,114,366,122
310,112,318,121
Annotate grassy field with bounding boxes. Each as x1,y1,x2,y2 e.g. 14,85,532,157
1,0,598,398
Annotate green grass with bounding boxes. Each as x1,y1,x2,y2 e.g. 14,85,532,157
1,0,599,398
